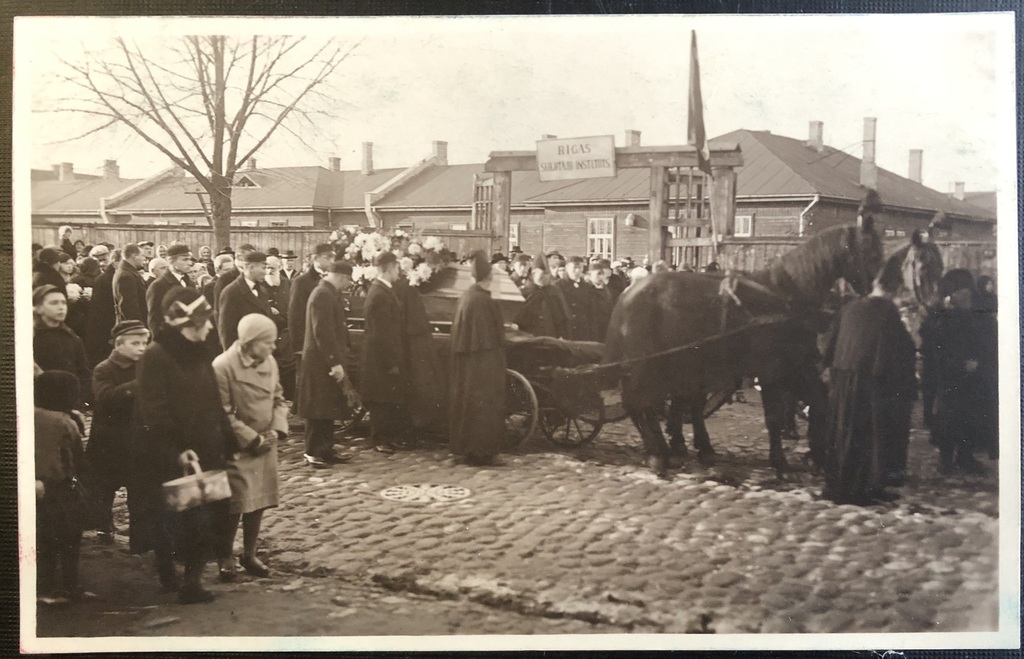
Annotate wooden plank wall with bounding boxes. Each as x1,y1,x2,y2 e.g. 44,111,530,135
721,238,997,277
33,225,335,257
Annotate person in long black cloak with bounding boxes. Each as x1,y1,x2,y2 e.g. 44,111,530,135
821,257,917,505
926,269,997,473
449,251,507,466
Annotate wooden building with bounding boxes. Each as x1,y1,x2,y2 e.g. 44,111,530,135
33,122,995,274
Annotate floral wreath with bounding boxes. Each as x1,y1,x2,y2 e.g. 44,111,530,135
329,227,453,294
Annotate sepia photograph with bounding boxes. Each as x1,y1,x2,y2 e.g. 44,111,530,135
12,12,1020,652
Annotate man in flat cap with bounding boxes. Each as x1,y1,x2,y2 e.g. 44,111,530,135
296,260,359,468
113,243,149,325
145,244,195,331
288,243,336,361
218,251,276,351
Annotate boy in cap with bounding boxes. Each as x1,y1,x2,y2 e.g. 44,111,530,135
87,320,150,543
33,285,92,408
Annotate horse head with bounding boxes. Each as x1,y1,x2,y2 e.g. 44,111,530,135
900,229,944,309
840,210,885,295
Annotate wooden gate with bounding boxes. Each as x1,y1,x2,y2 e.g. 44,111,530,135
661,166,715,268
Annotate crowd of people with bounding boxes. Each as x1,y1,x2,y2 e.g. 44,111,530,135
30,225,1000,606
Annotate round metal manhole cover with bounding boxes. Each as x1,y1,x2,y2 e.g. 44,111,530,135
379,484,471,503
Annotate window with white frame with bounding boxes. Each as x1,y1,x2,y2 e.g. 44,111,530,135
734,214,754,237
587,217,614,258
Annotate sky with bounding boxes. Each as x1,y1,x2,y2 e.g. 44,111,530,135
17,13,1014,194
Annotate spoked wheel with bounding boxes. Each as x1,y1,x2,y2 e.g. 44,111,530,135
540,408,605,447
504,369,538,449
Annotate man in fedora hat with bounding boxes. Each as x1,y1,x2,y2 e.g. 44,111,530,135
279,250,299,281
217,251,276,351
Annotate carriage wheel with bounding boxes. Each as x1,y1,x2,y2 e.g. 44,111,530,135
504,369,538,449
540,408,605,448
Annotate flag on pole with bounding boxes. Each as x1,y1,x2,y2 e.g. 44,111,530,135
687,30,712,177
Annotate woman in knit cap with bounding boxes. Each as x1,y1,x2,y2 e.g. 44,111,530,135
131,287,231,604
449,251,507,466
212,313,289,580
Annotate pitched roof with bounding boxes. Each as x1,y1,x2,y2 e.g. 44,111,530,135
32,177,143,213
714,129,995,221
102,166,405,212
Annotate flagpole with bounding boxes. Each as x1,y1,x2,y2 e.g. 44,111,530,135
688,30,720,259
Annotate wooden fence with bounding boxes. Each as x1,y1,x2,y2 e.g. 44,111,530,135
720,237,997,278
32,225,335,258
33,224,998,279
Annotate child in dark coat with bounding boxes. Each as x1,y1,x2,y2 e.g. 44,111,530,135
87,320,150,542
35,370,87,604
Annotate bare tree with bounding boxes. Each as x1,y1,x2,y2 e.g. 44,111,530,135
50,35,357,249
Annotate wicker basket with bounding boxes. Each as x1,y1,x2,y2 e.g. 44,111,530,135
162,457,230,512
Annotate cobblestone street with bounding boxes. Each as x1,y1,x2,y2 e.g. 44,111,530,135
41,390,1001,639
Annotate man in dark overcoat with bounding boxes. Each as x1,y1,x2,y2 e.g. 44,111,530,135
84,259,118,367
296,261,357,468
112,244,149,324
585,258,614,343
212,244,253,315
359,252,411,453
516,254,570,339
555,256,592,340
263,254,295,400
145,244,194,332
217,251,276,351
288,243,336,359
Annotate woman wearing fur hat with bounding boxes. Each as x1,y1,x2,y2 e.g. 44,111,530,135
131,287,231,603
820,256,917,505
212,314,289,580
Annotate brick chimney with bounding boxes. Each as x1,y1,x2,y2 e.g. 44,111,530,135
58,162,74,182
102,159,119,179
361,142,374,176
328,157,341,172
625,129,641,146
908,150,923,184
432,140,448,166
860,117,877,190
953,182,965,201
51,164,60,177
247,158,257,171
807,120,824,153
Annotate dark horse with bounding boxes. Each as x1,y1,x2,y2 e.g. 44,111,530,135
603,218,885,479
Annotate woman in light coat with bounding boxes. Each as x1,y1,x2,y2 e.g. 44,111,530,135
212,313,288,580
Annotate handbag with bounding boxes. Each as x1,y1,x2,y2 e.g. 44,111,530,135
161,454,231,512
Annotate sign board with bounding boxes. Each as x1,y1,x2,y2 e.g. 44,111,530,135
536,135,616,182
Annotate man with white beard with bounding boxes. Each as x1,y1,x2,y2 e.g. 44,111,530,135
263,255,296,401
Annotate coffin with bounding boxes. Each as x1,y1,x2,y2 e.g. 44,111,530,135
419,264,525,325
347,264,524,328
